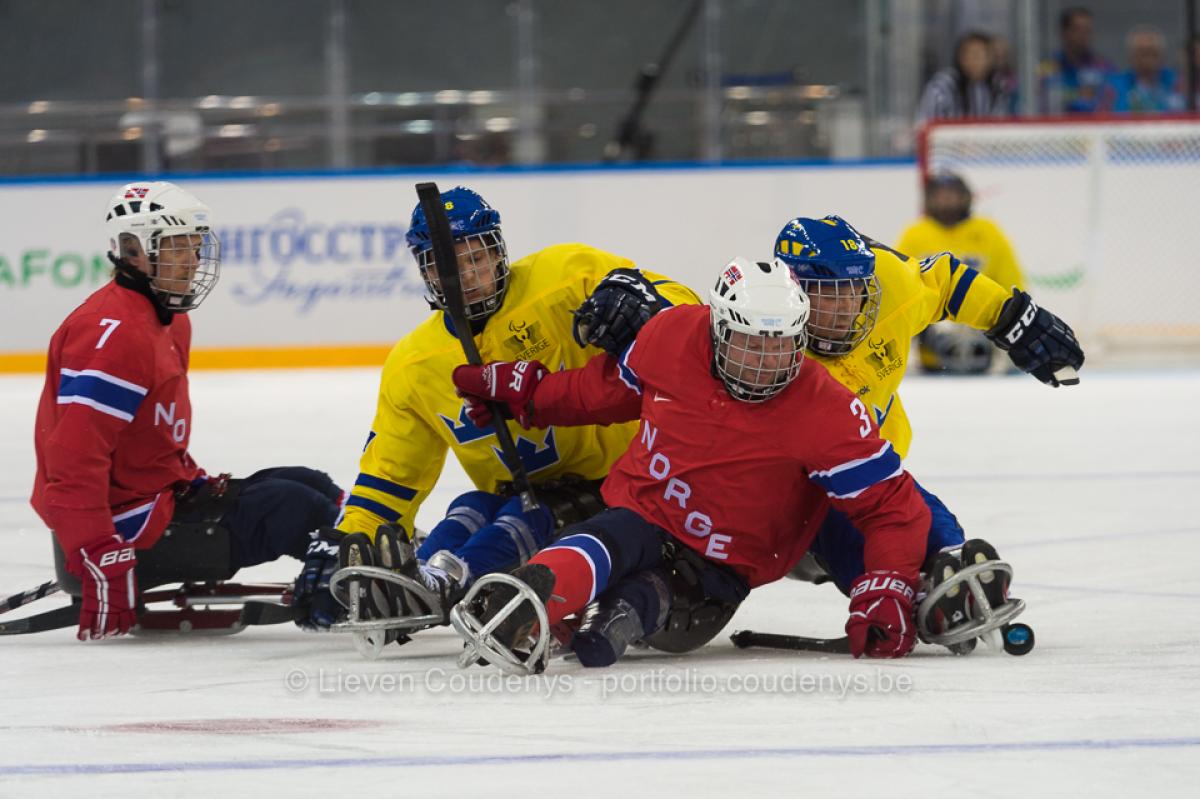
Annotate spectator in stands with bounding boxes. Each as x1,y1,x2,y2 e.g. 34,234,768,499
1108,25,1184,114
916,31,1014,128
990,36,1021,114
1039,7,1113,114
897,173,1027,375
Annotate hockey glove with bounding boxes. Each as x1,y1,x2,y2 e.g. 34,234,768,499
572,269,666,357
76,535,139,641
985,289,1084,387
846,570,917,659
293,527,346,630
452,360,548,429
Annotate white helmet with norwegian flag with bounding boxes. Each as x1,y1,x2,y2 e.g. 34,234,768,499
708,256,810,403
105,181,221,312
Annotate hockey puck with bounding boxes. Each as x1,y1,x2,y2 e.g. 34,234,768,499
1002,623,1035,656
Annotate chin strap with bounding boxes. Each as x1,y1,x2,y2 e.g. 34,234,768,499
109,253,174,326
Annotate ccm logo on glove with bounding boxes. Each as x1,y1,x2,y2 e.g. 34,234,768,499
1002,299,1039,346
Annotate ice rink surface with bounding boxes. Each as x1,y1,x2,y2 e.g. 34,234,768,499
1,366,1198,798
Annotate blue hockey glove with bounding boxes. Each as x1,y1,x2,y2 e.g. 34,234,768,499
292,527,346,630
985,289,1084,387
572,269,666,357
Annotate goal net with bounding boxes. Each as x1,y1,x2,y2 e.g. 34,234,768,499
920,116,1200,366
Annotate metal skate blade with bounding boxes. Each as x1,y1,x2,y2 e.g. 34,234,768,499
328,565,444,638
329,565,441,612
918,560,1025,647
449,573,551,676
352,629,387,660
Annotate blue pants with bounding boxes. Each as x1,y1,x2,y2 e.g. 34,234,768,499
545,506,751,611
417,490,555,580
808,481,965,595
172,466,343,570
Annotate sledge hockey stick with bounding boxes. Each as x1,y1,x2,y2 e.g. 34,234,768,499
730,629,851,654
0,594,295,636
416,181,540,513
0,580,60,615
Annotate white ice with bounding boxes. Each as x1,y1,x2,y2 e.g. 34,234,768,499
1,367,1198,798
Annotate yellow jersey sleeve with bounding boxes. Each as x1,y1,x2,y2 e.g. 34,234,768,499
644,270,701,308
908,250,1013,332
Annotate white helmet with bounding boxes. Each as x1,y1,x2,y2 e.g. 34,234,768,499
708,257,810,403
105,181,220,312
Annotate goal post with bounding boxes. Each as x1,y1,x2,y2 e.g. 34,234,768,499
919,115,1200,365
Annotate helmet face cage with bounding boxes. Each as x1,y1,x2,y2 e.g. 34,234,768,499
796,273,881,357
415,229,510,322
707,257,810,404
138,227,221,311
712,323,806,403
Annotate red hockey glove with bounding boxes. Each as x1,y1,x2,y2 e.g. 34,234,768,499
451,360,548,429
846,570,917,659
76,535,139,641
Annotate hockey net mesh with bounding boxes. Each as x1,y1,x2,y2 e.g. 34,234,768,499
922,118,1200,365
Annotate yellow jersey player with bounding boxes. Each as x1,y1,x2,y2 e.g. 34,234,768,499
290,186,698,634
781,214,1078,638
563,214,1082,666
897,173,1028,375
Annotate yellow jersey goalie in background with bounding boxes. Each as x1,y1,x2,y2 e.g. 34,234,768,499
290,186,699,633
897,172,1029,375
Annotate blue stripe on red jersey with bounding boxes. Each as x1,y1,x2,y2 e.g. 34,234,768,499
112,498,157,542
617,340,643,395
57,368,148,422
809,441,903,499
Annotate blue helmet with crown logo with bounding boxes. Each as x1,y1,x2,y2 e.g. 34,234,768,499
405,186,509,322
772,215,881,356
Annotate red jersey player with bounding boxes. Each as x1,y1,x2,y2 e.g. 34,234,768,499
451,257,932,672
31,181,342,641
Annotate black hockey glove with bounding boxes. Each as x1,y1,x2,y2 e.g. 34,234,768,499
292,527,346,630
985,289,1084,387
572,269,666,357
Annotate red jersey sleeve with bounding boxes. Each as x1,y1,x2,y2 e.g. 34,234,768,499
530,351,643,427
798,367,930,581
39,313,156,552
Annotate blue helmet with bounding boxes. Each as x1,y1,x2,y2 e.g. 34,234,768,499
406,186,510,322
773,215,881,356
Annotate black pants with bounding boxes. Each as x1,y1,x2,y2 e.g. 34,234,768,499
55,466,341,596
